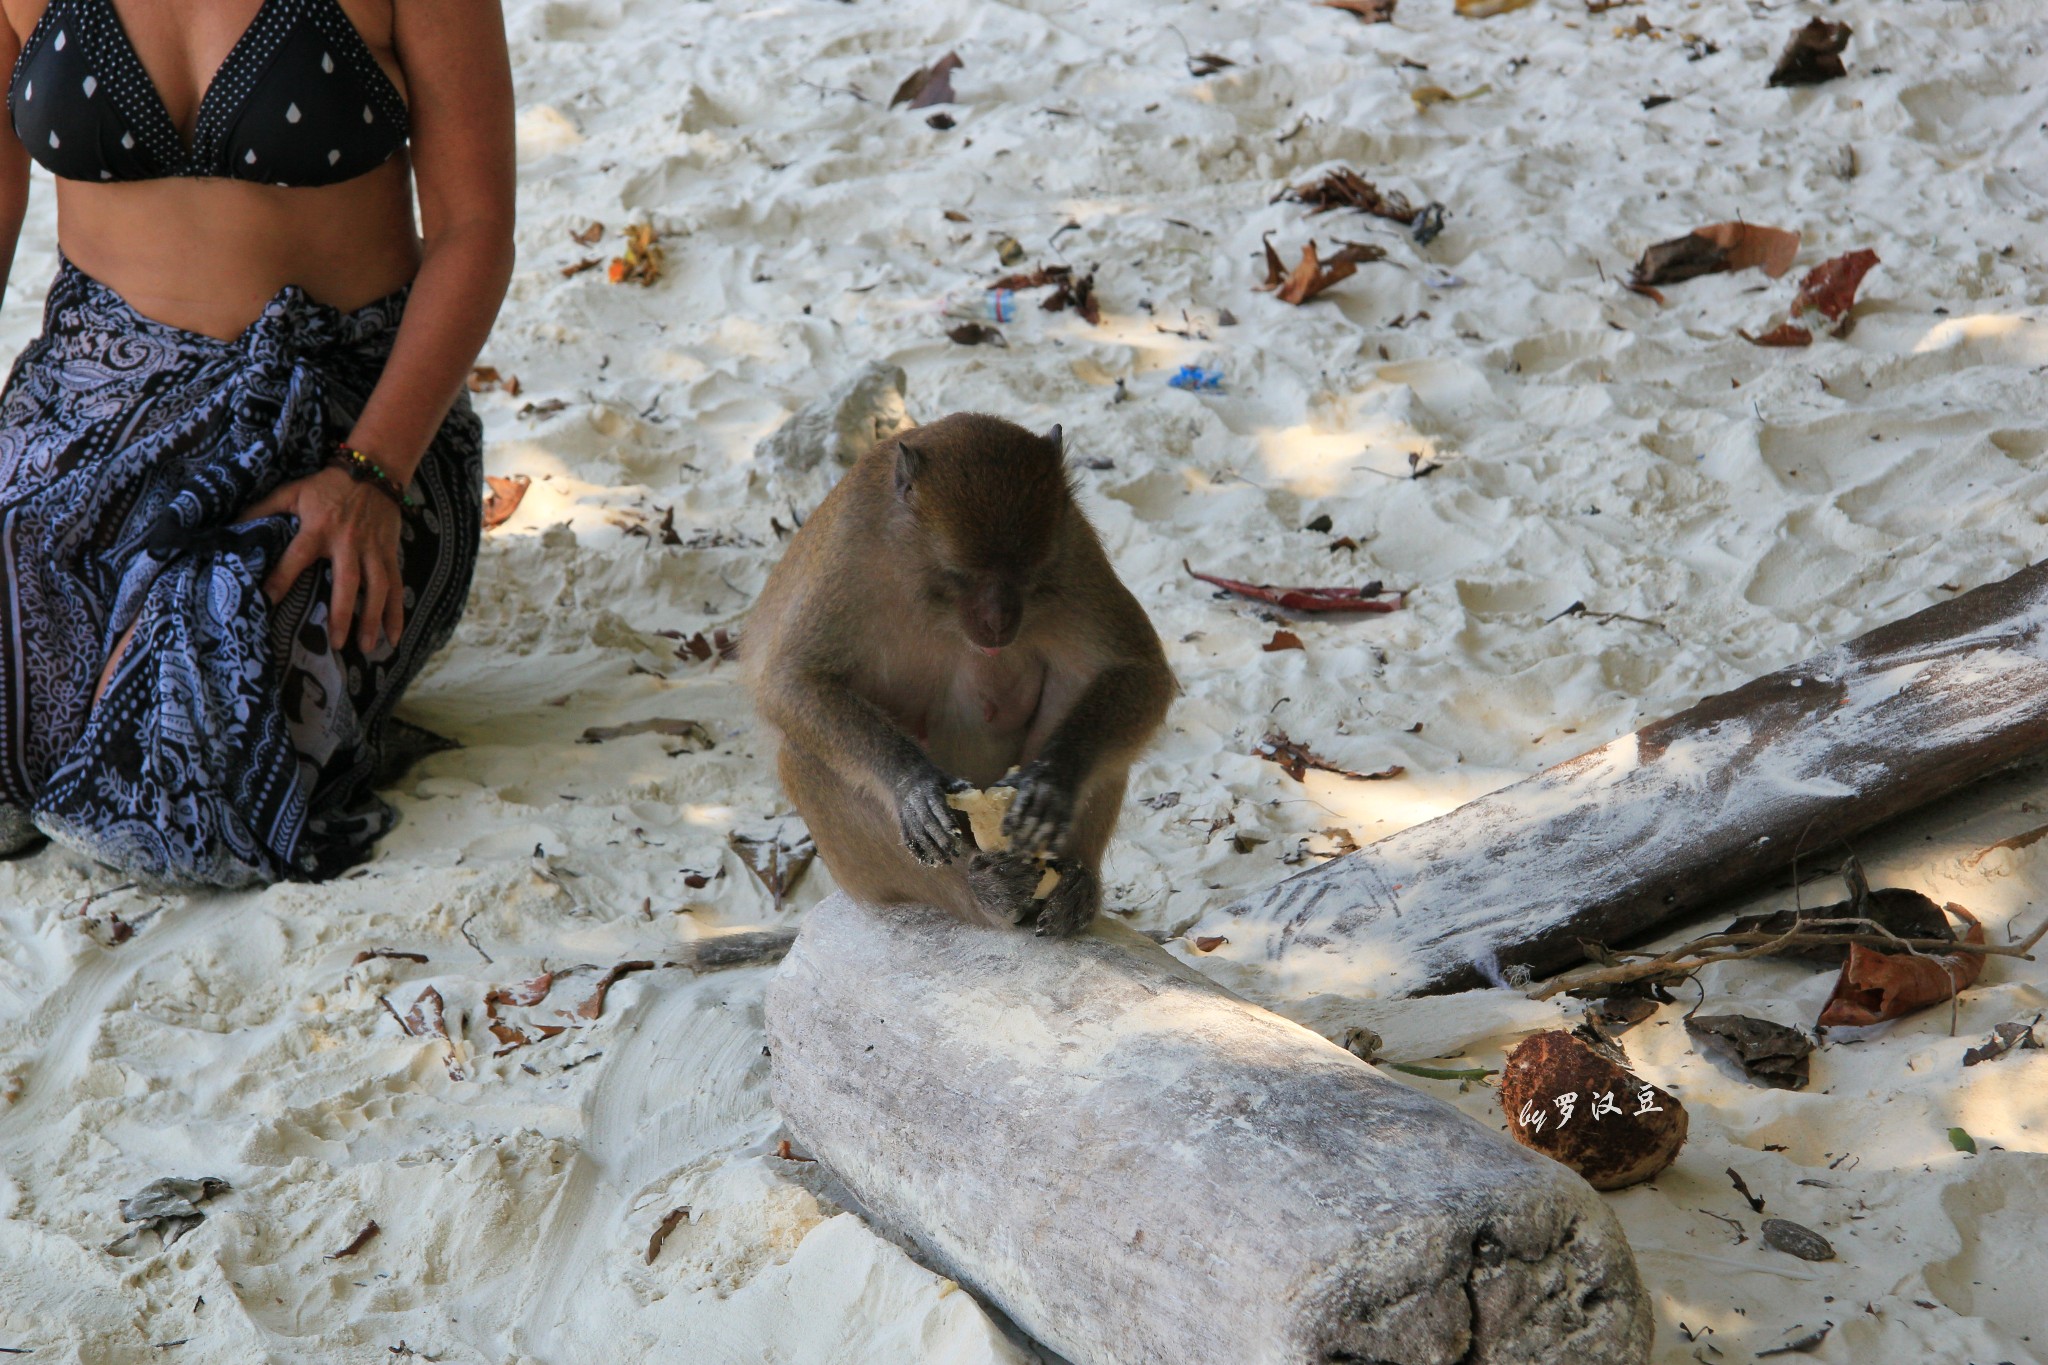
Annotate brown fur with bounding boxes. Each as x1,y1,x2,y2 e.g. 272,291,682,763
745,412,1172,934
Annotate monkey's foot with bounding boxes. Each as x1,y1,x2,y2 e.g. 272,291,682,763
966,852,1043,926
1033,861,1100,939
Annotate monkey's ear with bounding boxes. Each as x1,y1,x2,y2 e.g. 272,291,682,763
1044,424,1064,458
893,439,923,501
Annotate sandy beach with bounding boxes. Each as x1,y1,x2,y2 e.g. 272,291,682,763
3,0,2047,1359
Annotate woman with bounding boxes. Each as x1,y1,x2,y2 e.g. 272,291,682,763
0,0,513,885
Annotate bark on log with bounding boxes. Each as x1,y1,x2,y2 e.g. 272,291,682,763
766,894,1653,1365
1188,561,2048,1001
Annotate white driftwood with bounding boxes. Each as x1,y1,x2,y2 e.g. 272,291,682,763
766,894,1653,1365
1187,562,2048,1003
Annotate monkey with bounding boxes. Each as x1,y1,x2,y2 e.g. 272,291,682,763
744,412,1173,937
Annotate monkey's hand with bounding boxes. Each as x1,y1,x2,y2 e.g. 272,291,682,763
896,768,970,866
965,851,1043,926
995,758,1077,858
1035,860,1100,938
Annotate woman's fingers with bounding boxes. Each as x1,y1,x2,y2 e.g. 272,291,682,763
235,485,297,525
381,554,406,650
359,555,394,654
329,554,360,649
263,533,324,605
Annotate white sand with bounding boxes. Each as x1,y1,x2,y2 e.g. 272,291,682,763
3,0,2047,1359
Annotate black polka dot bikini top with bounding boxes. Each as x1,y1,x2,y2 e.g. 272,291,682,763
8,0,409,187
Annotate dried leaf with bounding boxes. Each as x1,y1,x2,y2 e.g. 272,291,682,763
609,223,664,287
1769,18,1851,88
485,973,555,1010
1255,732,1404,784
1725,886,1953,965
1740,322,1814,348
578,717,715,748
943,209,970,223
891,51,963,109
1684,1014,1813,1089
672,628,740,664
1192,935,1228,952
646,1207,689,1265
1263,238,1386,304
1322,0,1395,20
482,474,530,530
402,986,449,1041
775,1138,817,1162
1262,630,1305,652
1456,0,1533,13
570,221,605,246
994,236,1025,266
1791,248,1879,322
1760,1217,1835,1262
1948,1126,1977,1153
324,1221,380,1260
1187,52,1234,77
1756,1323,1833,1357
351,948,428,967
730,831,817,910
1277,167,1422,224
1817,902,1984,1028
1632,222,1799,288
947,322,1006,347
575,961,657,1020
1963,1016,2043,1066
560,257,603,279
1185,559,1403,614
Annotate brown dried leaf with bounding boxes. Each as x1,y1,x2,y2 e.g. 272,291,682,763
485,973,555,1010
1694,222,1802,278
578,718,715,748
1633,222,1799,288
646,1207,689,1265
482,474,530,531
1740,322,1814,348
672,628,740,664
1456,0,1533,13
1260,238,1386,305
560,257,603,279
730,831,817,910
775,1138,817,1162
1192,935,1228,952
351,948,428,967
1254,732,1404,784
402,986,449,1041
609,223,664,287
1187,52,1234,77
570,221,605,246
946,322,1006,347
324,1221,380,1260
1321,0,1395,20
1769,18,1851,88
943,209,970,223
1684,1014,1812,1089
1817,903,1985,1028
1791,248,1879,322
575,961,657,1021
890,51,963,109
1278,167,1418,222
1263,630,1305,652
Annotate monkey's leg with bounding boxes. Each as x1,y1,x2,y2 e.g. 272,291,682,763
1033,859,1101,939
965,851,1043,926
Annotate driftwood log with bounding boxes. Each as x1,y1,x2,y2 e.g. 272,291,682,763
1188,561,2048,1001
766,894,1653,1365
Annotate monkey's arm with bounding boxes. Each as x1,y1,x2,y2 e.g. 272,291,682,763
757,670,968,865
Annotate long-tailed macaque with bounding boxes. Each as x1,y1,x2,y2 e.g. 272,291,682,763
745,413,1172,936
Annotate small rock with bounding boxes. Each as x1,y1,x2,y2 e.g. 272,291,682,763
755,361,917,474
1760,1217,1835,1262
1498,1030,1687,1190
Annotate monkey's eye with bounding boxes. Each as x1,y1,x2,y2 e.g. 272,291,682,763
942,569,972,593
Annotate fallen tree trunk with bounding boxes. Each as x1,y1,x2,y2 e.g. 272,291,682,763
766,894,1653,1365
1188,561,2048,1001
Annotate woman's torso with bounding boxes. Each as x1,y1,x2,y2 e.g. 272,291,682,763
1,0,419,339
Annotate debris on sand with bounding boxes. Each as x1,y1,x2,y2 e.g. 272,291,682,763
1769,19,1851,88
1258,236,1387,305
1185,560,1405,614
106,1176,230,1255
1253,733,1403,784
1499,1031,1686,1189
890,52,963,109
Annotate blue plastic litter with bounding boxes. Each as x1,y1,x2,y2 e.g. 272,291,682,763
1169,365,1223,392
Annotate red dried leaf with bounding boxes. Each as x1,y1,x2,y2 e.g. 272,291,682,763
1254,733,1405,784
482,474,530,530
1192,935,1229,952
485,973,555,1010
1185,560,1404,615
1817,903,1984,1028
1792,249,1879,322
1740,323,1814,348
1258,237,1386,305
1632,222,1799,288
775,1138,817,1163
891,52,963,109
1263,630,1305,652
575,961,657,1021
402,986,449,1041
1695,222,1801,278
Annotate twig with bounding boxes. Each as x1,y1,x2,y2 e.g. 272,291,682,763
1530,912,2047,1002
377,994,412,1035
1382,1061,1496,1081
460,912,493,964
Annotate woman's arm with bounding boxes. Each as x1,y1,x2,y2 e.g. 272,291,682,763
342,0,516,477
250,0,514,653
0,15,32,298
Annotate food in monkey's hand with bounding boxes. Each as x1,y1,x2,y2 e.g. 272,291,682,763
949,779,1061,898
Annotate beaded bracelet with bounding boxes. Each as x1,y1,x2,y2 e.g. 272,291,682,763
330,444,419,513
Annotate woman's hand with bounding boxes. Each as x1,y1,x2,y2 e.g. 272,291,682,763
238,468,404,654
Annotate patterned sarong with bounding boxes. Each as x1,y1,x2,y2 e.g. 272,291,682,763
0,260,481,886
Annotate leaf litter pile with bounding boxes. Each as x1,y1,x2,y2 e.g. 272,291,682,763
1276,167,1445,243
1254,733,1403,784
990,263,1101,325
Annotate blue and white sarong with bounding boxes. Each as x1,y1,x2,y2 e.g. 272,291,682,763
0,259,481,886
